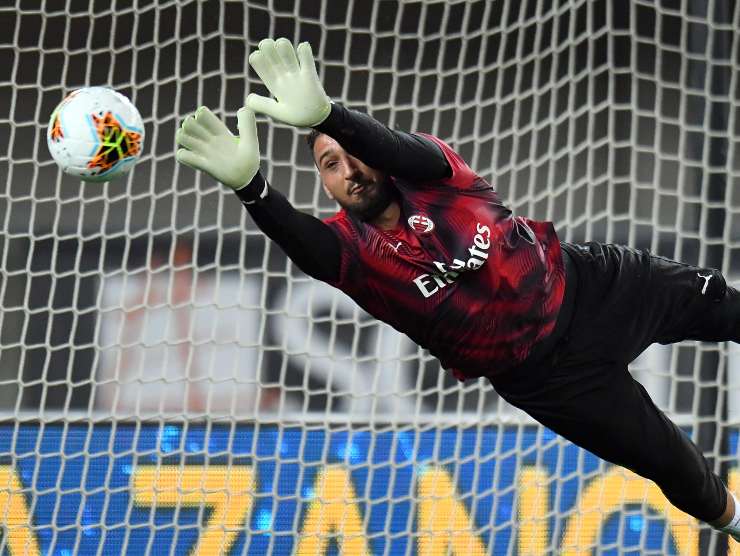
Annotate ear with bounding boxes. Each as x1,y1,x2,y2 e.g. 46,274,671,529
322,183,334,200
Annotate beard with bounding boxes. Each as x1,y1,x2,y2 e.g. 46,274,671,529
340,177,397,222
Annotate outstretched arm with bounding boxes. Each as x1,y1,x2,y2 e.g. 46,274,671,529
246,38,451,182
236,173,341,282
314,103,450,183
175,106,341,282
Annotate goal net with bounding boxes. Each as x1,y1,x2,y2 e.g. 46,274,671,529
2,0,738,554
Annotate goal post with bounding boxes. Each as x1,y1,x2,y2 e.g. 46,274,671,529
1,0,739,553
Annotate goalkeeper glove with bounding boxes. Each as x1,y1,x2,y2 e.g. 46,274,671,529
175,106,260,191
246,38,331,128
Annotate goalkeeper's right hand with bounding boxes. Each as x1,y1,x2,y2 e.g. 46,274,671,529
246,38,331,128
175,106,260,191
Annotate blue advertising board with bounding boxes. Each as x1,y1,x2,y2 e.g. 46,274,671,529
0,423,710,555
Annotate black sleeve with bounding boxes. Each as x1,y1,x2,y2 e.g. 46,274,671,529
314,103,452,183
236,172,342,283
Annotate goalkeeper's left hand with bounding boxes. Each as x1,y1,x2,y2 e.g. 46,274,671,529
246,38,331,128
175,106,260,191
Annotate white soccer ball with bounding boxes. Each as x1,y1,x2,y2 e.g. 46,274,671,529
47,86,144,182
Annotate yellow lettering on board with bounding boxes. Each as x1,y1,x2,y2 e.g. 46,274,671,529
417,467,487,555
728,469,740,556
560,468,698,556
518,466,550,555
295,465,370,555
133,465,255,556
0,465,40,556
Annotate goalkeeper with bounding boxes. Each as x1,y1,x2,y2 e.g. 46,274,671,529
175,38,740,539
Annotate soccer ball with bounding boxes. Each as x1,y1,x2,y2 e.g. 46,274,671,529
47,86,144,182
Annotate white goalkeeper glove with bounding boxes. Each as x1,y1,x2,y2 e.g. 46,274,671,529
175,106,260,191
246,38,331,128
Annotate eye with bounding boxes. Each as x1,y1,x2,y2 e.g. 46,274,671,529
325,160,338,170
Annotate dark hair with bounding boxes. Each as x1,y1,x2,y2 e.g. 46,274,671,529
306,128,323,154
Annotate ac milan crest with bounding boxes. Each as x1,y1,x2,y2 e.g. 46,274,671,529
407,214,435,234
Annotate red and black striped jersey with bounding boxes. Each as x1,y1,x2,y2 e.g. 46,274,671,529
323,135,566,379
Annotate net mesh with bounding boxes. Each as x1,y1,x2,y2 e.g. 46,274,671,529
1,0,739,554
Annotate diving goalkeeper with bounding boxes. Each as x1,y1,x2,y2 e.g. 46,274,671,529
175,38,740,539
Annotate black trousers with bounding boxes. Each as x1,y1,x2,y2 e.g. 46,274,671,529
489,242,740,522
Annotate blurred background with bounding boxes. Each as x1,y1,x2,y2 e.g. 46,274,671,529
1,0,738,425
3,1,740,554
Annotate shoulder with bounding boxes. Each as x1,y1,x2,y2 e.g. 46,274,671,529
323,209,350,227
323,209,357,239
413,133,482,189
323,210,346,225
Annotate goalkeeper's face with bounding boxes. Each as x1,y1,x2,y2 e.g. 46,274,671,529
313,134,394,222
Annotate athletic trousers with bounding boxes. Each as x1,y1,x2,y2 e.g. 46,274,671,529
489,242,739,522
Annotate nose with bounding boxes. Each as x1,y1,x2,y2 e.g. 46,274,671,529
342,155,362,181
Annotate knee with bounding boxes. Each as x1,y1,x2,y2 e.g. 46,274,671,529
711,285,740,342
696,268,727,302
692,281,740,342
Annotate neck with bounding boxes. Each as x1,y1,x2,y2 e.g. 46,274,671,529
370,200,401,230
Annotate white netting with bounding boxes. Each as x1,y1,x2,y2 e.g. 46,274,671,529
1,0,739,554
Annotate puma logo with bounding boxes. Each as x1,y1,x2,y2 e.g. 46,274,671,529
388,241,402,252
697,272,712,295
